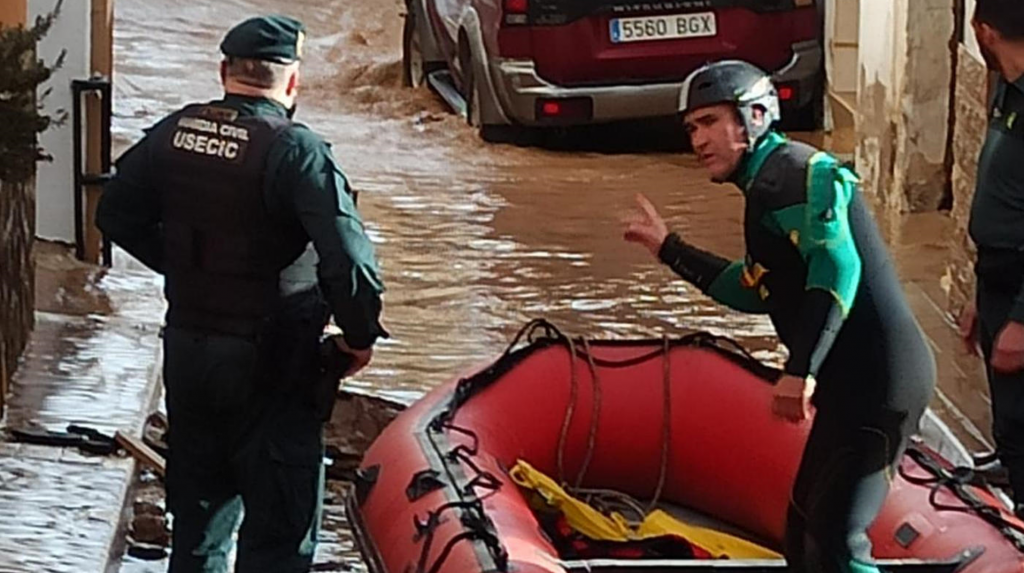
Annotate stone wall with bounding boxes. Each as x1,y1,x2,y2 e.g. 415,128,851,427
944,46,990,315
855,0,953,213
0,178,35,415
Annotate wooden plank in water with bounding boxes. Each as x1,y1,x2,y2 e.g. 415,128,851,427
115,431,166,477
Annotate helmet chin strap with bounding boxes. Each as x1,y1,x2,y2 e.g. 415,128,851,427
738,104,774,150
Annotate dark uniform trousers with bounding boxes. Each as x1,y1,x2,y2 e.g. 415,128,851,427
977,271,1024,500
163,301,328,573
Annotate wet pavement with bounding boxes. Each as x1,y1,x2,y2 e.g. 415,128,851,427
0,450,133,573
0,0,989,570
4,311,162,435
0,246,165,573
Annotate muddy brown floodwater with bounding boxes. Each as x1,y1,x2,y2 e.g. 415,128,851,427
110,0,990,570
113,0,786,399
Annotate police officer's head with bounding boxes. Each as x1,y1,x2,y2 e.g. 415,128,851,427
677,60,780,183
219,15,306,114
972,0,1024,77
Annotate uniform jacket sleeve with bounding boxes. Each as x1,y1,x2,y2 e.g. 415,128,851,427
95,127,165,273
269,128,387,349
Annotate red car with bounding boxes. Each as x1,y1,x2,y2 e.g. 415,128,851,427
403,0,824,139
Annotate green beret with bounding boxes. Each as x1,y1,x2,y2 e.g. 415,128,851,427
220,15,306,64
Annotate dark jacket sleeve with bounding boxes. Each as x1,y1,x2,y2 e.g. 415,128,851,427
95,131,164,273
659,233,771,314
270,128,387,349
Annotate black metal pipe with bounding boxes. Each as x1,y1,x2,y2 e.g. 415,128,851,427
71,80,85,261
70,77,115,265
100,80,113,266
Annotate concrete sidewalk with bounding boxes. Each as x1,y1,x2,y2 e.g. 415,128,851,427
0,257,164,573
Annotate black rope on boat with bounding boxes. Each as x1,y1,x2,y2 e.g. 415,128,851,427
416,418,510,573
573,338,603,491
556,336,580,487
900,445,1024,551
413,498,508,573
448,446,503,496
439,421,480,453
412,500,481,542
438,319,781,429
645,335,673,516
421,528,508,573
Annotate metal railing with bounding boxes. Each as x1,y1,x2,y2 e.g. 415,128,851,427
71,76,114,265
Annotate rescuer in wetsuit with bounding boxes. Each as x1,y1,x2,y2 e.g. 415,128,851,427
623,60,937,573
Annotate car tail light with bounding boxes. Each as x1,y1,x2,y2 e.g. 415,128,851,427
778,85,797,102
503,0,529,26
535,97,593,122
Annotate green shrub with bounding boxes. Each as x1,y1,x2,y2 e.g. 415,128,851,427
0,0,65,184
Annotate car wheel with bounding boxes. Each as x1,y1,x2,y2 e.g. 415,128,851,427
402,8,439,88
461,45,514,142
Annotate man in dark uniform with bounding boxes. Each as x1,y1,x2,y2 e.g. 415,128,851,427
959,0,1024,511
623,61,936,573
96,15,388,572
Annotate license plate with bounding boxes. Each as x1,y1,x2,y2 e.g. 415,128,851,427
609,12,717,44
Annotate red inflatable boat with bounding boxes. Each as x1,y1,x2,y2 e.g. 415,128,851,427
346,320,1024,573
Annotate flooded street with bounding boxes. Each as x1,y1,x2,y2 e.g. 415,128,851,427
113,0,785,405
107,0,990,570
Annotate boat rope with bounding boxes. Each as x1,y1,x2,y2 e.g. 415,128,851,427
555,335,604,491
575,338,602,490
899,445,1024,552
556,336,580,487
415,420,510,573
441,319,778,430
572,486,651,527
414,500,507,573
422,529,501,573
554,332,674,520
646,335,672,516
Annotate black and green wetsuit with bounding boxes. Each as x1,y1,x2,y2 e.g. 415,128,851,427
659,132,936,573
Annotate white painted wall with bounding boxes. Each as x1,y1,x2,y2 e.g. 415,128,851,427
857,0,897,95
963,0,982,61
826,0,860,95
892,0,910,96
30,0,90,243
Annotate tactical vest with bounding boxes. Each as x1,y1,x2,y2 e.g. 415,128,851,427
150,103,308,337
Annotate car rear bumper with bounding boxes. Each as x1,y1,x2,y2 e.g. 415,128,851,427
489,39,823,126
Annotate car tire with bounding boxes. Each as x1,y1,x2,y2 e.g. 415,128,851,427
402,7,441,88
461,46,514,143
